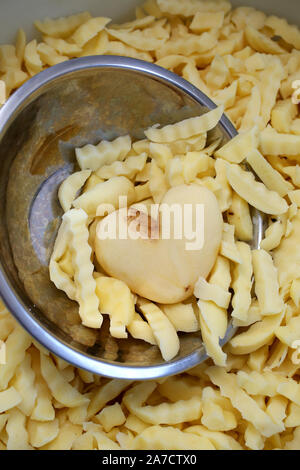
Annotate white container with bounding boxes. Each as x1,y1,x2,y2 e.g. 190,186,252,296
0,0,299,44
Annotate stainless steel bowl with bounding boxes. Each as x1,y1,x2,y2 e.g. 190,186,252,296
0,56,263,379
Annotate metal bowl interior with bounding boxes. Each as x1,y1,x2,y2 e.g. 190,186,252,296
0,56,264,379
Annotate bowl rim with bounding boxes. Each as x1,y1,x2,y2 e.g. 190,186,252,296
0,55,238,380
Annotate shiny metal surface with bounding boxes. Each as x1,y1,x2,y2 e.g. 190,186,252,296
0,56,264,379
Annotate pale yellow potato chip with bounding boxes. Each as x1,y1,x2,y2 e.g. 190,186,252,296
116,430,135,449
260,125,300,157
67,401,89,425
290,278,300,307
227,163,288,215
11,352,37,416
43,35,81,56
158,375,203,402
288,189,300,207
264,340,288,371
285,402,300,428
63,209,103,329
271,99,298,134
105,40,153,61
231,6,266,30
87,380,133,418
159,302,199,332
237,370,286,397
125,414,149,434
107,28,167,51
15,28,26,64
29,349,55,422
73,176,135,217
71,17,111,47
231,242,253,322
275,316,300,348
282,165,300,187
205,55,230,90
0,340,6,365
97,154,147,181
149,142,173,170
1,68,28,96
0,386,22,413
49,217,77,301
247,345,269,372
156,53,191,71
226,95,250,124
145,106,223,143
95,276,135,339
259,59,286,128
138,301,180,361
166,157,184,186
284,427,300,450
181,61,212,97
245,26,285,54
155,30,219,59
229,312,284,355
220,223,241,264
194,276,231,309
76,135,131,171
58,249,74,278
149,159,169,203
184,425,242,450
96,403,126,432
37,42,68,66
207,367,284,437
132,424,215,449
213,80,238,109
41,422,82,450
247,149,293,197
277,380,300,407
58,170,91,212
245,423,265,450
201,386,237,431
40,354,89,408
227,193,253,242
190,11,224,32
215,126,259,164
82,422,120,450
291,119,300,135
197,300,227,367
28,419,59,448
123,381,202,425
34,11,91,38
244,53,268,72
110,15,156,31
6,408,32,450
127,312,157,345
157,0,231,16
239,86,262,132
24,39,43,76
0,44,19,71
260,221,285,251
252,249,283,316
133,183,152,203
266,396,288,430
265,15,300,50
214,158,232,212
182,152,213,183
0,316,15,342
0,327,31,390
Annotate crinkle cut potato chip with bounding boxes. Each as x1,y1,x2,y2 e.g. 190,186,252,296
1,0,300,451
